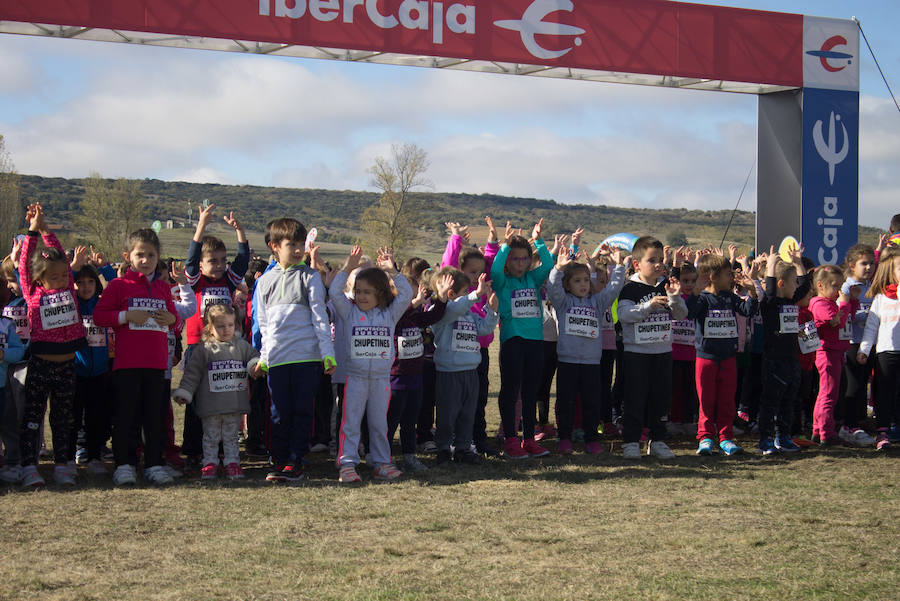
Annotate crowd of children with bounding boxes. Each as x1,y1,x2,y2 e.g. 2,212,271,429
1,203,899,488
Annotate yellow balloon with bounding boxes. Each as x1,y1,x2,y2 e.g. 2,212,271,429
778,235,800,262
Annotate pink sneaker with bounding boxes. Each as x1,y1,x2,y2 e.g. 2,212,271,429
585,441,605,455
503,437,528,459
522,438,550,457
557,439,574,455
602,422,620,438
640,428,650,443
875,431,891,451
224,463,244,480
200,463,218,480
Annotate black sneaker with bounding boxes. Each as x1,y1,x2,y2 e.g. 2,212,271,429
282,463,304,481
453,450,482,465
184,455,202,472
476,444,500,458
266,465,288,483
435,450,453,465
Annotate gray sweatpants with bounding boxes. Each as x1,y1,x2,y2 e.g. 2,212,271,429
1,364,27,465
434,369,479,453
338,375,391,467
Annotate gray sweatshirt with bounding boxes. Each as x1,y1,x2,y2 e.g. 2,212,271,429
173,337,260,419
432,291,499,372
617,273,688,354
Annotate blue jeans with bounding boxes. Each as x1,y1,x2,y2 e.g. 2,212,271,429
268,362,322,465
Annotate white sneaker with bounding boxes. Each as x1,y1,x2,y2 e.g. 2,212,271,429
846,427,875,447
53,464,77,486
0,464,23,484
86,459,108,475
22,465,45,488
309,443,329,453
112,464,137,486
75,447,89,465
163,465,183,479
65,460,78,476
144,465,174,485
648,440,675,459
622,442,641,459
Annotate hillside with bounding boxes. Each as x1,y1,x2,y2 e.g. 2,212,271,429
17,174,883,261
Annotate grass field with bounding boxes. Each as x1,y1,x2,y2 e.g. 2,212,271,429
3,348,899,601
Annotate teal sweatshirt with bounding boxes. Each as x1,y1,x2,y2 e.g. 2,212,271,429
490,239,553,343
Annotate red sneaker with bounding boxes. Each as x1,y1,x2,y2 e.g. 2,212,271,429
557,439,574,455
200,463,218,480
585,441,605,455
224,463,244,480
522,438,550,457
164,449,185,469
503,437,528,459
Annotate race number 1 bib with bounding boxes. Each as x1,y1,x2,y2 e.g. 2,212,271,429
672,319,695,346
798,321,821,354
396,327,424,360
563,306,599,339
351,325,392,359
510,289,540,319
703,310,738,339
83,316,107,347
451,320,481,353
39,291,78,331
634,313,671,344
779,305,799,334
201,286,232,314
128,298,168,333
208,359,248,393
2,305,29,340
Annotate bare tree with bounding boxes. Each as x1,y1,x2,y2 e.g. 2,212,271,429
0,135,23,250
75,173,147,257
361,143,431,254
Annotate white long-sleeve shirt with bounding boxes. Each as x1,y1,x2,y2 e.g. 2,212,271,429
860,293,900,357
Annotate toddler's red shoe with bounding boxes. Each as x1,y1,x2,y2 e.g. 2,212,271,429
585,441,605,455
503,437,528,459
522,438,550,458
557,439,574,455
224,463,244,480
200,463,218,480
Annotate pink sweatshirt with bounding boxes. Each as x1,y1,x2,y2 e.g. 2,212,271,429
93,269,179,371
809,295,856,353
18,232,86,354
440,234,499,349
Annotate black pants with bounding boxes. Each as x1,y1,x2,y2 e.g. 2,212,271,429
599,350,616,425
387,387,422,455
791,367,818,435
472,347,491,448
610,341,625,422
416,360,437,444
738,353,763,420
622,351,672,443
671,358,698,423
112,368,166,468
840,343,873,429
537,341,557,425
181,344,203,457
312,371,333,446
498,337,543,440
874,352,900,429
71,373,111,461
245,374,269,450
21,356,77,465
556,362,602,443
758,357,801,439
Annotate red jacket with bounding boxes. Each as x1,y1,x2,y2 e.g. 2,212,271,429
94,269,178,370
19,232,86,354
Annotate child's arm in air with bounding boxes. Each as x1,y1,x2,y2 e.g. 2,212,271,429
223,211,250,282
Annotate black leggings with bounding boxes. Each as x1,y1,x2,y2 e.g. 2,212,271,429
21,356,77,465
556,362,602,443
874,352,900,429
498,337,543,440
112,368,167,468
840,344,873,429
536,341,557,425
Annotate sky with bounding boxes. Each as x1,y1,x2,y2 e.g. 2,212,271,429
1,0,898,229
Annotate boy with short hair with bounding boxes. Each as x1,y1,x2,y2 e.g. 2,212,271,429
686,253,758,456
181,203,250,467
253,218,335,482
758,245,810,455
617,236,687,459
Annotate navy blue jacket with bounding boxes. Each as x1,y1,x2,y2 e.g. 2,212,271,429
686,290,757,360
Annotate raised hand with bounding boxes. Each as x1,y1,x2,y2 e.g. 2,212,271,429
556,248,573,269
170,261,188,285
344,245,363,273
71,245,88,271
504,220,514,243
197,203,215,230
531,218,544,242
308,244,324,272
475,272,491,297
665,277,682,296
27,203,47,233
571,227,584,248
434,273,454,302
89,245,106,266
485,216,498,243
377,247,395,272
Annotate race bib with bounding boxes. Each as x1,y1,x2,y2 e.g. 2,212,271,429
128,297,168,333
703,310,738,339
779,305,799,334
601,308,614,332
396,327,424,360
168,331,177,356
563,306,599,339
634,313,671,344
2,305,29,339
39,291,78,331
351,325,392,359
207,359,248,393
451,320,481,353
83,316,107,347
510,289,540,319
672,319,695,346
200,286,232,314
838,317,853,341
856,299,872,323
798,321,821,354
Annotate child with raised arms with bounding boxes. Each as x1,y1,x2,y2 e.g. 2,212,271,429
809,264,858,445
254,218,335,483
617,236,686,458
490,218,554,459
686,253,757,456
547,243,629,454
330,246,413,483
93,228,179,485
431,269,497,465
18,203,88,487
857,250,900,450
757,245,810,455
174,304,260,479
